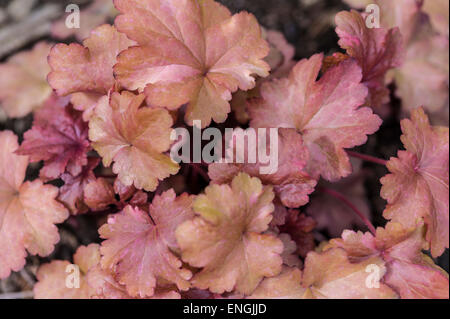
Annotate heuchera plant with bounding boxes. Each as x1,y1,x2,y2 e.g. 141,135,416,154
0,0,448,299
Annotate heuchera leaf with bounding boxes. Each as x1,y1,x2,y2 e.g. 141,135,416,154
342,0,372,9
99,190,194,297
0,131,69,278
176,173,283,295
0,42,53,118
87,264,182,299
380,108,449,257
52,0,118,41
326,222,449,299
208,128,317,208
34,244,101,299
248,267,310,299
16,102,90,181
59,157,100,214
321,52,350,74
302,248,398,299
249,53,382,181
84,178,117,212
89,91,179,191
392,34,449,125
335,10,403,110
280,233,302,267
113,0,270,127
48,24,135,120
422,0,449,37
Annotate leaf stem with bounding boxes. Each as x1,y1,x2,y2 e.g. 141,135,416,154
319,186,376,235
346,150,387,166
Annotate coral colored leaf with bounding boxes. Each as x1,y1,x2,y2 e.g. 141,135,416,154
248,267,310,299
380,108,449,257
0,42,53,118
302,248,398,299
249,54,381,181
114,0,270,127
335,10,403,110
48,24,135,120
347,0,448,124
0,131,68,278
86,265,181,299
327,223,449,299
59,158,100,214
34,244,101,299
35,243,180,299
99,190,194,297
48,24,134,96
343,0,421,41
16,103,90,181
176,173,283,294
209,128,317,208
230,29,295,124
48,24,132,96
89,91,179,191
52,0,118,41
392,35,449,125
277,233,302,267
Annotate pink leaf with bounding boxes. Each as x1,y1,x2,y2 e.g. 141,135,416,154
249,54,382,180
0,131,68,279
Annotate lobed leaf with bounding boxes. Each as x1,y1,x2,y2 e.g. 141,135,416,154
16,102,90,181
209,128,316,208
48,24,135,120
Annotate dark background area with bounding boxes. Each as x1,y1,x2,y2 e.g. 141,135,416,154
0,0,448,296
